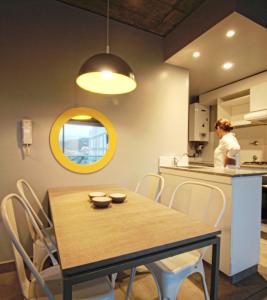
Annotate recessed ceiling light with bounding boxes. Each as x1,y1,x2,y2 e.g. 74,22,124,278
193,51,200,58
222,62,234,70
226,30,235,38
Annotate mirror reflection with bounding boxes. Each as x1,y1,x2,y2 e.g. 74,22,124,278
59,115,108,165
50,106,116,173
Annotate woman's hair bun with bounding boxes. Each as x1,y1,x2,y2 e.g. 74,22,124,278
215,118,233,131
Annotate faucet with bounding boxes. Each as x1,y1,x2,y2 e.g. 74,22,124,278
250,140,259,146
174,153,195,166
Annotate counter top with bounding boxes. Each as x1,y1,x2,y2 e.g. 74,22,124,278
190,160,267,170
160,165,267,177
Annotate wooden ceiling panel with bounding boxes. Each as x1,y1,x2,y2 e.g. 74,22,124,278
114,0,172,19
109,5,161,33
160,0,177,5
57,0,206,36
154,9,185,36
175,0,204,14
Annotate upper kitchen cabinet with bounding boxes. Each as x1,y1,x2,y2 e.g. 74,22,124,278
217,91,251,127
250,82,267,111
244,82,267,124
199,72,267,127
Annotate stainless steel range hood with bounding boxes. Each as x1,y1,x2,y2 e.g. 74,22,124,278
244,110,267,124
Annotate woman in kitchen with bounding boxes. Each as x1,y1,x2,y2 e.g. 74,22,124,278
214,118,240,168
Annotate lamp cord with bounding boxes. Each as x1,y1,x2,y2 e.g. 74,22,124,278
106,0,110,53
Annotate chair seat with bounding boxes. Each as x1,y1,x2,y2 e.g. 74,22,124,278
150,250,200,273
29,266,114,300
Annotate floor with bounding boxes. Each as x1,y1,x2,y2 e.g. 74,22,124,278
1,235,267,300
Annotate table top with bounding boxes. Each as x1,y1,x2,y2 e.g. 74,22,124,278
48,185,220,275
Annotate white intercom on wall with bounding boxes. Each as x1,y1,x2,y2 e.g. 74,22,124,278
21,119,32,156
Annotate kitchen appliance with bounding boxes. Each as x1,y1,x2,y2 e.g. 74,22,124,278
244,110,267,124
189,103,210,142
262,175,267,232
242,162,267,232
262,185,267,224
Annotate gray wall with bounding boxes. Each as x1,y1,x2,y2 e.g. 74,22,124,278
0,0,189,262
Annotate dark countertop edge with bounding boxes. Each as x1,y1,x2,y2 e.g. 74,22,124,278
190,161,267,170
189,161,214,167
160,166,267,177
240,165,267,170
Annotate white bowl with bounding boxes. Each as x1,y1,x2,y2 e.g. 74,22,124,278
109,193,127,203
92,196,111,208
89,191,106,201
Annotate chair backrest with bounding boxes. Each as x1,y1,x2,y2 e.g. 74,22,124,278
169,181,226,258
134,173,165,202
17,179,53,232
1,193,56,300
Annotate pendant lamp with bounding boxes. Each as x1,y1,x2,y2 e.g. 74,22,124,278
76,0,136,95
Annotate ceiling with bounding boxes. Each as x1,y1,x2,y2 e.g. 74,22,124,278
58,1,267,97
166,12,267,96
57,0,206,36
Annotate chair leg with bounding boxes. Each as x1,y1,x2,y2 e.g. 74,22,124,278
147,266,163,300
125,267,136,300
199,271,210,300
111,273,117,288
147,264,182,300
161,283,180,300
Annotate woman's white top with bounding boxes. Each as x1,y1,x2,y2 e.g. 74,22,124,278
214,132,240,168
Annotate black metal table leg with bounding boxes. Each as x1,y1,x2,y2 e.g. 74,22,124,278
63,277,72,300
210,236,220,300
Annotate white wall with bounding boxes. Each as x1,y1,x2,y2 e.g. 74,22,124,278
0,0,189,262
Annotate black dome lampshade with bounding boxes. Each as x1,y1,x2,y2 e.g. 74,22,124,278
76,52,136,94
76,0,137,95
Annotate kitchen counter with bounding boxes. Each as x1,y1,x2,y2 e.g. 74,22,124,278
159,165,263,283
161,165,267,177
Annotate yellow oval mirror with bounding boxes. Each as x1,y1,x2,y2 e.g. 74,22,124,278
50,107,116,173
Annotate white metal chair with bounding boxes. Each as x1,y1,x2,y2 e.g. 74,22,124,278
110,173,165,289
134,173,165,202
17,179,57,270
1,193,114,300
17,179,54,239
126,181,226,300
119,174,165,294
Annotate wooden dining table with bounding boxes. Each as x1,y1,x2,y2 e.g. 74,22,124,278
48,185,221,300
